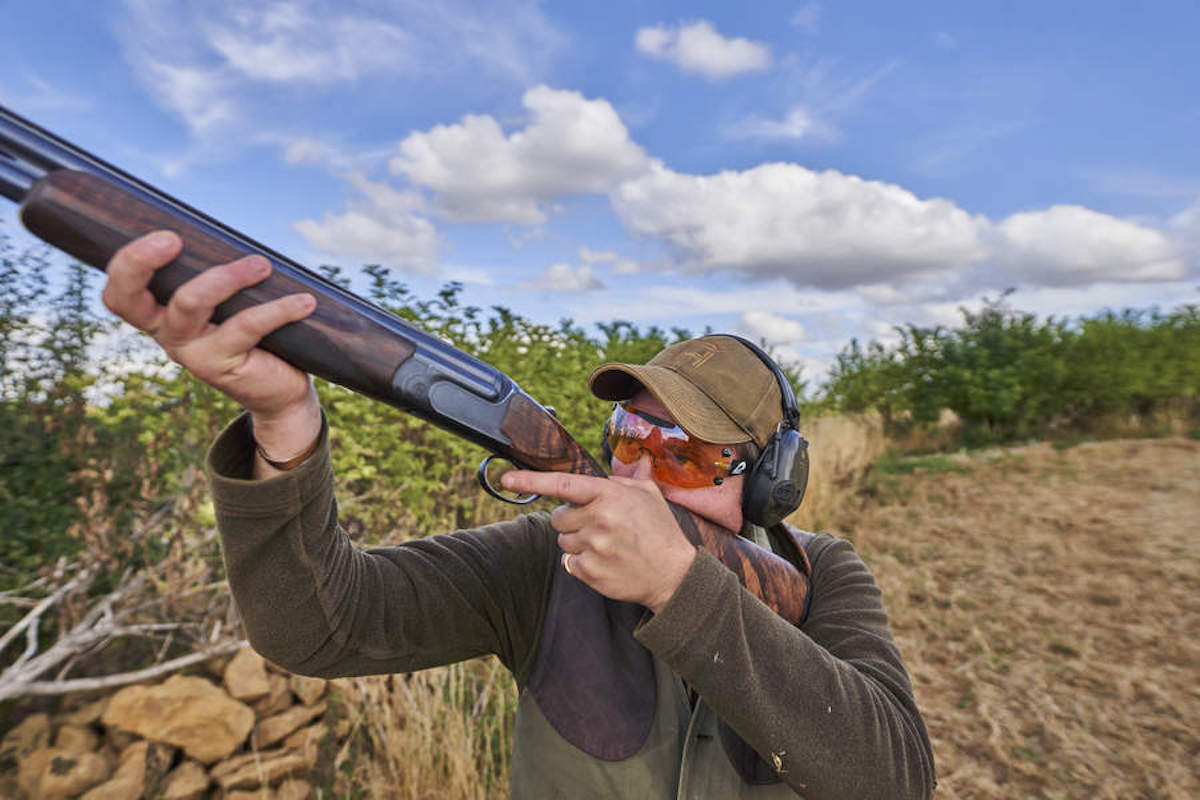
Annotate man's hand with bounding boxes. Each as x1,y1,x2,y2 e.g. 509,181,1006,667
499,471,698,613
102,230,321,461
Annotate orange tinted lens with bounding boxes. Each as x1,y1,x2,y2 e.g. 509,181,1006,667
607,405,738,488
656,438,735,486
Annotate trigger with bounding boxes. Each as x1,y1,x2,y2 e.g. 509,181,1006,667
477,455,540,505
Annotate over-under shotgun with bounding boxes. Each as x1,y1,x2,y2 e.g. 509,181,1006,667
0,104,809,624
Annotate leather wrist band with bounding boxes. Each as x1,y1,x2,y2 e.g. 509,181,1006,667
254,432,320,471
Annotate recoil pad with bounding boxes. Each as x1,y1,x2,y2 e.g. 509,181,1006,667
741,427,809,528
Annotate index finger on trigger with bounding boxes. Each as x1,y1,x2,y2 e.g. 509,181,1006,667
500,470,606,506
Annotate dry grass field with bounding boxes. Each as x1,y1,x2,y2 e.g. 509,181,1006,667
4,433,1194,799
838,437,1200,799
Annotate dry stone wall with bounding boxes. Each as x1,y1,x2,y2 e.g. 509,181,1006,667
0,647,339,800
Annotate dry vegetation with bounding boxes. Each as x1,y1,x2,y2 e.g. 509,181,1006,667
839,437,1200,799
2,432,1196,799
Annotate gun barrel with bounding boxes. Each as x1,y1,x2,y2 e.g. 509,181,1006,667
0,156,35,202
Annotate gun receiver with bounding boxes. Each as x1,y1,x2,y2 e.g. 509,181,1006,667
0,104,809,625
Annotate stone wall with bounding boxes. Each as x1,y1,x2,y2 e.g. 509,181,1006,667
1,648,338,800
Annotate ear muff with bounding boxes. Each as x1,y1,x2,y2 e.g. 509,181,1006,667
740,427,809,527
717,335,810,528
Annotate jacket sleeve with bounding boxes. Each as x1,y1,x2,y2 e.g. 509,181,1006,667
634,536,936,799
205,412,556,683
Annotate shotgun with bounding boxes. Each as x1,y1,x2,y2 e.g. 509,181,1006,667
0,104,809,624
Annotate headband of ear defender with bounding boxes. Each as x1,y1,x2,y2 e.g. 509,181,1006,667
717,335,809,528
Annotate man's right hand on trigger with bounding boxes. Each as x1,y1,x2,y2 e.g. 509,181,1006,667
101,230,320,436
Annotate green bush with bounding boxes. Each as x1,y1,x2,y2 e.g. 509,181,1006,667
825,291,1200,446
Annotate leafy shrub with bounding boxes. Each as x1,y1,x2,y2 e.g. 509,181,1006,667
825,291,1200,447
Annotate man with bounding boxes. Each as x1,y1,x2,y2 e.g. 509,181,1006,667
102,231,935,798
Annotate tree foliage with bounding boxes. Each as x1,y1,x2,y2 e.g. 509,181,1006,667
825,292,1200,445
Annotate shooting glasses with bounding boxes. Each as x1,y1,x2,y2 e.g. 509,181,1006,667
607,403,749,488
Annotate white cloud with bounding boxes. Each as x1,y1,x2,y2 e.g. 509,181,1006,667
553,278,861,328
116,0,565,136
864,318,903,340
523,263,604,292
578,246,639,274
990,205,1186,285
202,5,413,84
740,311,808,343
278,136,393,172
578,246,617,264
722,60,894,149
768,344,806,369
443,267,496,286
391,86,649,224
1168,199,1200,271
790,4,822,33
634,20,770,80
142,62,237,135
503,226,548,250
611,161,988,289
293,174,439,274
723,106,838,143
855,284,914,305
283,139,333,166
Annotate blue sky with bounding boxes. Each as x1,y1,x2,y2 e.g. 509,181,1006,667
2,0,1198,387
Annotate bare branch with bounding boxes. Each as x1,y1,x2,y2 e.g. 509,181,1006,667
0,569,91,656
15,615,40,669
0,575,51,599
106,623,187,638
4,640,246,700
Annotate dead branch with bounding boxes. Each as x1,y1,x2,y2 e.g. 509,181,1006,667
0,563,237,703
0,568,92,656
9,639,246,698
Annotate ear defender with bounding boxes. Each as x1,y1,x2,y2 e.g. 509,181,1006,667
721,336,810,528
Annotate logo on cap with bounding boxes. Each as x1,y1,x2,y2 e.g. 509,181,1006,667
678,340,721,369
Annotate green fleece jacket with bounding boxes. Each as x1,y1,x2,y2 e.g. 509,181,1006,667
207,413,935,798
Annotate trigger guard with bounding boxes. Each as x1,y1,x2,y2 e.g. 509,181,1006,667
477,455,540,505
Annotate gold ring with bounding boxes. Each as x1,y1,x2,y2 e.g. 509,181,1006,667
561,552,575,576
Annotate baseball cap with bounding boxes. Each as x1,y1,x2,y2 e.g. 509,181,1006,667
588,335,783,448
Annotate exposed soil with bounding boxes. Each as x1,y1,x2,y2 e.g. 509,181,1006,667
834,437,1200,799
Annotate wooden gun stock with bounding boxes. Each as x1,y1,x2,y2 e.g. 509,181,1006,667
20,170,417,407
